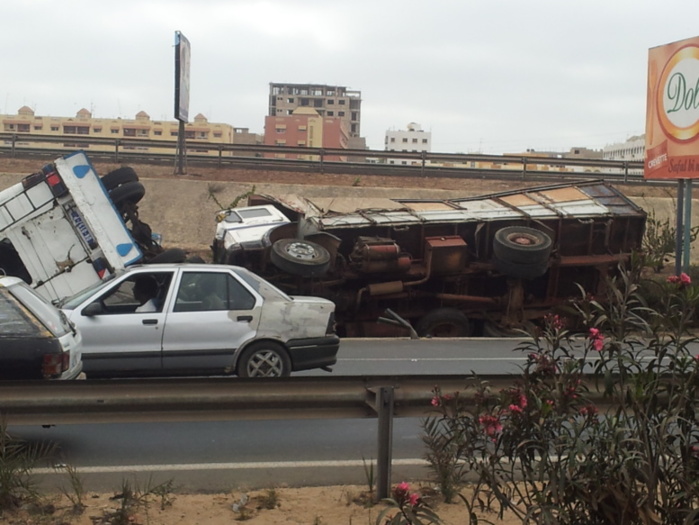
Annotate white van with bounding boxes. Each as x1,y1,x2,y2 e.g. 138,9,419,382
0,151,144,302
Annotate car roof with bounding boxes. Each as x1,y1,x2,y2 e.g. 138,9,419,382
123,263,245,272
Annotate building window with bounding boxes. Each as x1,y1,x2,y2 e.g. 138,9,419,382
123,128,136,137
33,125,43,131
64,125,90,135
276,127,285,133
287,98,294,103
51,126,60,132
93,127,102,133
327,111,334,116
154,130,162,136
339,100,346,105
338,111,345,117
170,131,178,137
213,132,222,138
412,138,418,143
298,125,307,131
390,137,395,143
314,99,323,108
402,138,408,143
300,98,310,106
422,139,427,144
111,128,119,134
17,124,30,132
327,99,334,105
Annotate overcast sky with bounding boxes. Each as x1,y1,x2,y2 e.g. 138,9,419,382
3,0,698,154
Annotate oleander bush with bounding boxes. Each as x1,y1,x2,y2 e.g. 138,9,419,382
423,265,699,524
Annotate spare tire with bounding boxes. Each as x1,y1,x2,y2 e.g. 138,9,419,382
493,226,552,265
101,167,138,191
109,181,145,207
270,238,330,277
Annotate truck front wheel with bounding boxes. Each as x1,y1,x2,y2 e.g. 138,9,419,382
416,308,472,338
270,238,330,277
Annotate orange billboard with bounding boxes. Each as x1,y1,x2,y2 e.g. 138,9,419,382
645,36,699,179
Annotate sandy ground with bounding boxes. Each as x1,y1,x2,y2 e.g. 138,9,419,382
5,484,522,524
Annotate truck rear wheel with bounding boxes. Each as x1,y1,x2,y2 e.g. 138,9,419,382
416,308,472,338
270,238,330,277
493,226,552,264
109,181,145,207
101,167,138,191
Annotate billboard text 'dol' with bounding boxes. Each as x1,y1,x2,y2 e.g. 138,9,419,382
645,36,699,179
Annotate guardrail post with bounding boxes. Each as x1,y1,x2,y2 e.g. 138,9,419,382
376,386,395,500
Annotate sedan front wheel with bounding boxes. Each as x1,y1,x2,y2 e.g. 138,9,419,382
237,342,291,378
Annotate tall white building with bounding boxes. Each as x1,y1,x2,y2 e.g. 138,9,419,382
602,135,645,161
384,122,431,165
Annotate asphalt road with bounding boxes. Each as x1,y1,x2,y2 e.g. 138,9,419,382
9,337,555,491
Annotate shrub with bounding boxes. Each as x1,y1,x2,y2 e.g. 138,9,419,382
422,267,699,524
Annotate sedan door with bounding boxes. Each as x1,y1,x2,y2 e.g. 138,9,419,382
161,269,262,373
72,271,173,375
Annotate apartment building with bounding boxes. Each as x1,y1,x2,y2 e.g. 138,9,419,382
263,107,349,161
384,122,431,165
0,106,262,155
602,135,645,161
268,83,364,149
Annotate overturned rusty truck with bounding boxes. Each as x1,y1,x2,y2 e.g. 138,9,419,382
212,181,647,337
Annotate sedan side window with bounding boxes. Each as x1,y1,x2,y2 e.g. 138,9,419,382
174,272,255,312
98,273,171,314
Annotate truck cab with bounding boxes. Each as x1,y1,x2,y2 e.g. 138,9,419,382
0,151,143,302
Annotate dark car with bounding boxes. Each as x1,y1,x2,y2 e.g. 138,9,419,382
0,276,83,380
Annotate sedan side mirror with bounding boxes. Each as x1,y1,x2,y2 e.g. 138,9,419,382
82,302,104,317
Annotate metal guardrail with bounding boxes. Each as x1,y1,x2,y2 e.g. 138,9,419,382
0,375,476,426
0,374,613,498
0,132,646,183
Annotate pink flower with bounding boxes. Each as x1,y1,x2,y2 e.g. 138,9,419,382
588,327,604,351
668,273,692,287
408,493,420,507
508,404,522,413
579,405,598,417
545,313,565,330
478,414,503,437
395,482,410,493
431,396,440,407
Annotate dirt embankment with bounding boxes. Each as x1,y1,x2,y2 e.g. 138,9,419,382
0,157,690,261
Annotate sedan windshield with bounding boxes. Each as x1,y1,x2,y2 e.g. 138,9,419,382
59,273,117,309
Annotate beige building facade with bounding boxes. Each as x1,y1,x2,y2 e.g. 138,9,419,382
0,106,261,155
